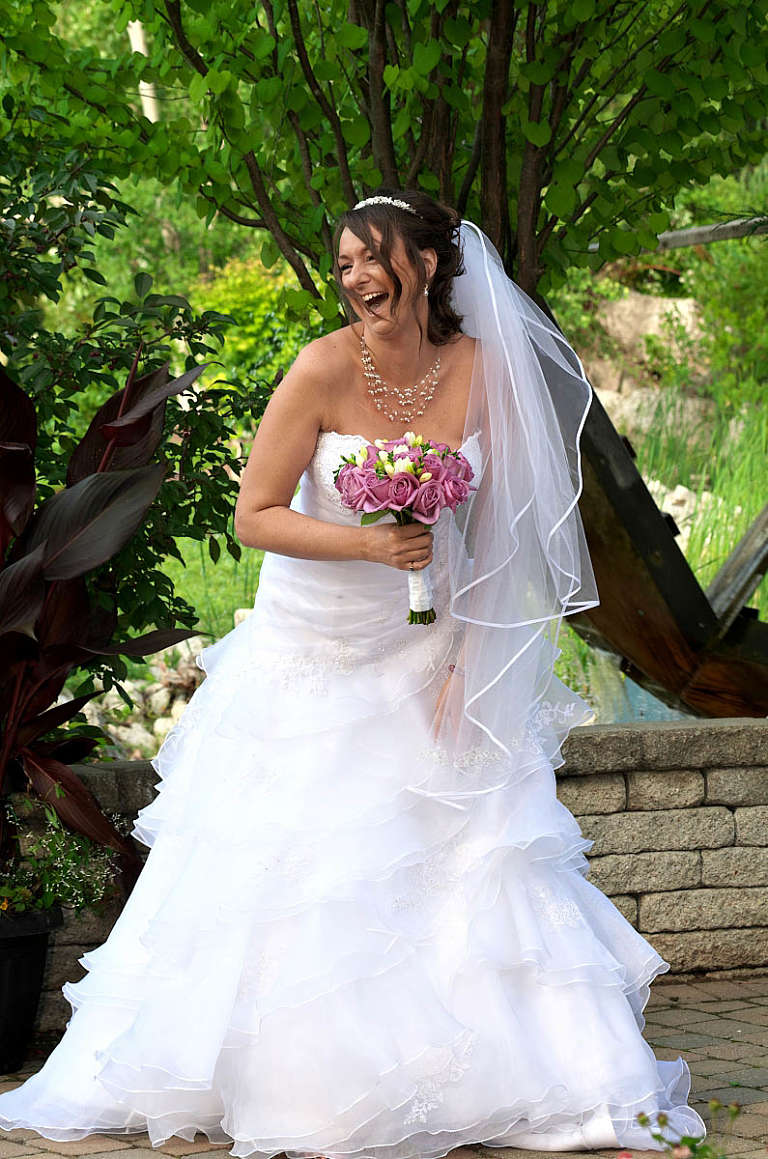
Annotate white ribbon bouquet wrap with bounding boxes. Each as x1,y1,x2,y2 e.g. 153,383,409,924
333,431,477,624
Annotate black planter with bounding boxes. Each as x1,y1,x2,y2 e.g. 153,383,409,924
0,905,63,1073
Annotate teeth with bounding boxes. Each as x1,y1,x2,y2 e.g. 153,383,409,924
363,291,386,302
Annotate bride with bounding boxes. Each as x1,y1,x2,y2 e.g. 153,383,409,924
0,190,706,1157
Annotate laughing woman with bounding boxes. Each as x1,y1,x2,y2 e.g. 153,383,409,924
0,189,706,1157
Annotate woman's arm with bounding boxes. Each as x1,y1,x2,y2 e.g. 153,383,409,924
234,339,368,561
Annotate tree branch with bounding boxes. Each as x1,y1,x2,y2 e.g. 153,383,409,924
288,111,334,254
242,151,319,295
163,0,207,76
457,120,482,217
480,0,516,254
286,0,357,206
368,0,399,185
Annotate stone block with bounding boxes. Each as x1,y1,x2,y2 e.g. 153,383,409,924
73,760,157,817
66,764,121,813
702,847,768,888
638,887,768,932
706,767,768,806
586,850,700,895
735,807,768,846
34,988,73,1034
649,927,768,972
609,894,637,925
579,807,734,854
48,896,123,946
560,718,768,775
556,773,625,815
626,770,704,810
42,942,90,991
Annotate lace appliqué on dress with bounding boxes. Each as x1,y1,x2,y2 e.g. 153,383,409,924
270,638,357,695
264,615,457,697
529,881,583,928
415,743,506,776
402,1027,477,1126
528,698,578,733
390,833,475,914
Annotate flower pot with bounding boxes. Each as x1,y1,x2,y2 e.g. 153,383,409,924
0,905,63,1072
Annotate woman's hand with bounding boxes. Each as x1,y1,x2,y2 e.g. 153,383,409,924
362,522,433,570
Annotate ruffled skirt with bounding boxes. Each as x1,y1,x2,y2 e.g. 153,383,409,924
0,552,706,1156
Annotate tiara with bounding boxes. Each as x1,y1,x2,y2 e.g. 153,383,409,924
353,196,420,216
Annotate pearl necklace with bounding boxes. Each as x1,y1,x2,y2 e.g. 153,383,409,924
360,334,441,423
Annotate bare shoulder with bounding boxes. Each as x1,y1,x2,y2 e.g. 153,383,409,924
293,327,356,376
444,331,477,378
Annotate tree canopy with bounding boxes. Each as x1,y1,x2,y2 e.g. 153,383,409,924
2,0,767,311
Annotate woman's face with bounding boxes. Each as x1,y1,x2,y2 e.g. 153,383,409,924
337,225,434,335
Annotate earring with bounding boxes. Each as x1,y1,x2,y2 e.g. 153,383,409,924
423,283,429,296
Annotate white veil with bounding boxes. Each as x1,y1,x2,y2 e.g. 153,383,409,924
432,220,601,782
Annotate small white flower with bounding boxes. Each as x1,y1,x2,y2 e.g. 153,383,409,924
393,444,410,457
355,449,368,467
394,457,415,474
384,461,396,477
378,450,390,463
403,431,416,446
418,471,432,482
374,438,387,449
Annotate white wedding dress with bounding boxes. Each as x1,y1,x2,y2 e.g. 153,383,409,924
0,429,706,1157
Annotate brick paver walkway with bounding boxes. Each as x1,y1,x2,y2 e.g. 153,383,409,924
2,976,767,1159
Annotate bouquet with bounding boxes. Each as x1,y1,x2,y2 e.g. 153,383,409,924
333,430,476,624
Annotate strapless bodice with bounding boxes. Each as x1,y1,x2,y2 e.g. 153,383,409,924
214,430,482,692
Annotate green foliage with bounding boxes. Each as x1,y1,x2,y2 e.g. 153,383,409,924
0,798,119,914
187,255,320,405
635,1102,742,1158
157,535,265,641
667,160,768,410
1,0,765,305
0,119,263,693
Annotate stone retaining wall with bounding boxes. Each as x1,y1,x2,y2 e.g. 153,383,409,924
555,717,768,974
35,717,768,1036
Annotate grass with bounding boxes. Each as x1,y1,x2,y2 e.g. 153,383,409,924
162,535,266,642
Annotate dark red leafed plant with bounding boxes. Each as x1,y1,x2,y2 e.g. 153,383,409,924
0,346,209,901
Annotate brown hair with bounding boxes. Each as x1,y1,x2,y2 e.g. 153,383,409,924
332,187,465,347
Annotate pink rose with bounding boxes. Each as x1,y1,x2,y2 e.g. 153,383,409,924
361,473,396,513
410,478,445,524
337,465,369,511
421,452,447,481
388,472,420,510
363,444,380,465
442,475,470,512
